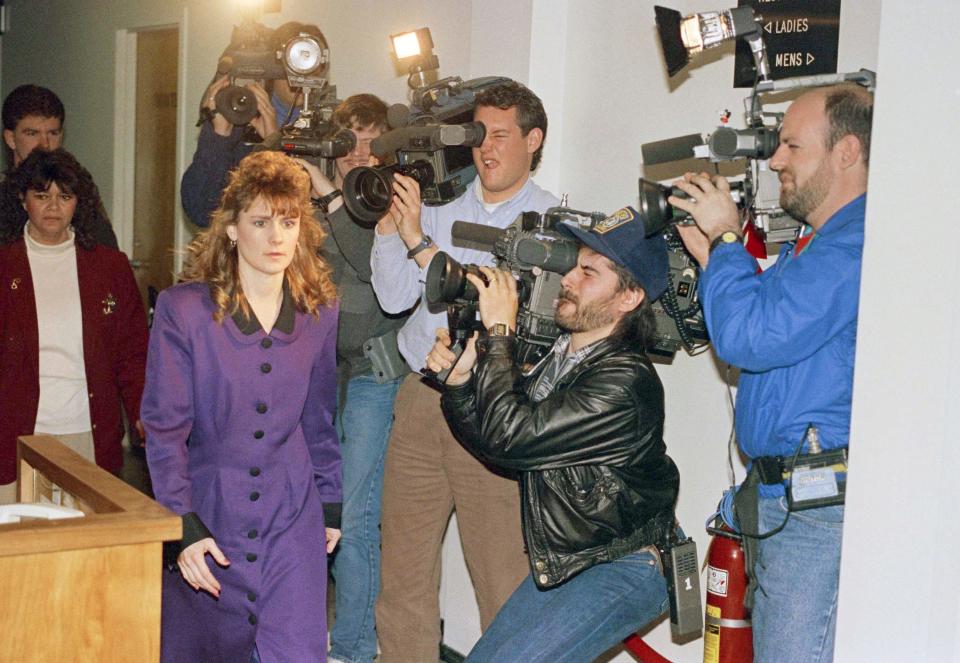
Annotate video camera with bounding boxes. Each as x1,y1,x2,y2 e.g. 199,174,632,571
422,202,708,374
341,76,511,226
212,20,353,160
424,207,596,379
641,5,876,243
631,6,877,357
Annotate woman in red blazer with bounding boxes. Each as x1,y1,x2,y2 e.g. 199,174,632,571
0,149,147,501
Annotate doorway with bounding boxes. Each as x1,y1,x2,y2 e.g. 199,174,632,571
122,27,179,309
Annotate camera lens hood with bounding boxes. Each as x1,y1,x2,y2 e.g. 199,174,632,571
215,85,259,126
342,166,394,227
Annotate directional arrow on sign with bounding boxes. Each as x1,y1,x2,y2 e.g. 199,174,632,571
806,52,815,65
764,21,772,33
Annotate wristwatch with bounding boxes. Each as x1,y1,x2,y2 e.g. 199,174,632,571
486,323,515,338
312,189,342,213
406,235,434,259
709,230,742,253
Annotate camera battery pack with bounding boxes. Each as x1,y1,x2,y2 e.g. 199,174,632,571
787,448,847,511
664,538,703,642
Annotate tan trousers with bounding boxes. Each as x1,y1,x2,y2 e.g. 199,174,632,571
0,431,95,505
376,374,528,663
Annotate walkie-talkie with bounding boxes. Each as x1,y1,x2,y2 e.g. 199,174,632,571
662,536,703,643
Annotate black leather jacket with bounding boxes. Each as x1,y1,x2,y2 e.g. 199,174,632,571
441,335,679,589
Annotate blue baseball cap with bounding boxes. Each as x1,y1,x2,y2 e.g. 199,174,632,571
556,206,669,302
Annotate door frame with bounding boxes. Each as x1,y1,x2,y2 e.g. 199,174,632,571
112,17,188,274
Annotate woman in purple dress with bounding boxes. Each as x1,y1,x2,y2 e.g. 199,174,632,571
142,150,341,663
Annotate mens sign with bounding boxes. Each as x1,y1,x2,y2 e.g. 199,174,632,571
734,0,841,86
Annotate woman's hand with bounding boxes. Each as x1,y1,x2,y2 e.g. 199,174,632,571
202,76,233,137
325,528,342,554
178,537,230,598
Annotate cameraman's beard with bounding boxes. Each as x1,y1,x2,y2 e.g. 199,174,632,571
555,289,617,334
780,159,831,223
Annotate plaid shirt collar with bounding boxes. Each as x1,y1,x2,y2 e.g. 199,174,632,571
530,333,605,402
548,333,602,364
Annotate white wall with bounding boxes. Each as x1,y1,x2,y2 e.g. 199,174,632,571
835,3,960,661
5,2,928,661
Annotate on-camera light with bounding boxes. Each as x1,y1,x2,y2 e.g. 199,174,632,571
390,27,440,89
391,28,433,61
284,34,325,75
655,5,766,79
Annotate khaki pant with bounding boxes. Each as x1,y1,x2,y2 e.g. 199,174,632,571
376,375,528,663
0,431,95,506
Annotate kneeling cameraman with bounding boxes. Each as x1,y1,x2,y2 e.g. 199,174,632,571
427,213,680,662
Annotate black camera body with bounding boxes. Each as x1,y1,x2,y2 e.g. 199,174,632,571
649,230,710,358
424,202,708,362
217,21,287,84
426,208,591,369
212,19,345,159
341,122,487,227
340,76,510,225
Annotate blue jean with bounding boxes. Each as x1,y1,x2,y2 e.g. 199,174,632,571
465,549,668,663
752,496,844,663
328,373,403,663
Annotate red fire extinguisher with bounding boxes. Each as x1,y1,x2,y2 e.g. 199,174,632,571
703,528,752,663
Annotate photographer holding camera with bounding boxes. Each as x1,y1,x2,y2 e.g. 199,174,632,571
295,93,412,663
425,213,679,662
180,21,321,228
370,81,557,661
671,84,872,662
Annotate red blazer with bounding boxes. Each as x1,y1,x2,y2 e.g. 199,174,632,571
0,238,148,483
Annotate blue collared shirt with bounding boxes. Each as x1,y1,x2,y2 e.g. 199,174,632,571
700,195,866,463
371,176,559,371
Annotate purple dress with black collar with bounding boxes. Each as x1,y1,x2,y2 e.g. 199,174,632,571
142,281,340,663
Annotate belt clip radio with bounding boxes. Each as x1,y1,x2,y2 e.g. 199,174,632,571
661,533,703,643
787,425,848,511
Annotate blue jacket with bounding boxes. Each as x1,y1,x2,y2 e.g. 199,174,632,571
700,195,866,465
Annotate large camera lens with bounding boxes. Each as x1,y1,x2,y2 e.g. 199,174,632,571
425,251,479,307
638,179,683,237
342,160,436,227
637,177,745,237
342,166,395,227
215,85,259,126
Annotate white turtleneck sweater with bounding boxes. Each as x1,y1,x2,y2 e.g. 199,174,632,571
24,226,92,434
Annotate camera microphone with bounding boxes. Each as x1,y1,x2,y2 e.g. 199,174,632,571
451,220,578,274
708,126,779,160
451,220,504,252
370,122,486,159
641,133,705,165
387,103,412,128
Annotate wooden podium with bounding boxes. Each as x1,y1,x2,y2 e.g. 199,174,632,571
0,435,181,662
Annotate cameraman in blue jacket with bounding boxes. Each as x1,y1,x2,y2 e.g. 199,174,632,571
673,84,873,663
